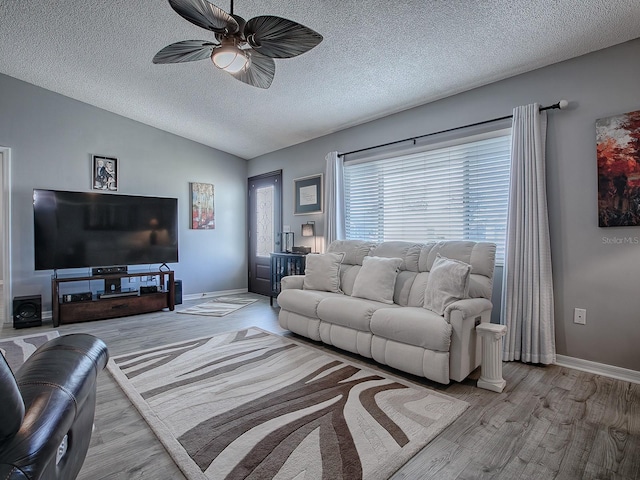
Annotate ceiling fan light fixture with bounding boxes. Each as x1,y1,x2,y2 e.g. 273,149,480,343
157,0,323,87
212,44,249,73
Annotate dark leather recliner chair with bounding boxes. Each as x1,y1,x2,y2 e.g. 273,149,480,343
0,334,109,479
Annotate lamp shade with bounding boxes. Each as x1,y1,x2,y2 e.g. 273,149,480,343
301,223,315,237
212,44,249,73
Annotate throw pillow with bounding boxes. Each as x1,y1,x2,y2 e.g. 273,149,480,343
351,256,403,304
424,254,471,315
303,252,345,293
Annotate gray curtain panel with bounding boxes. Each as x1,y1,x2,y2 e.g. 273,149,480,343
501,103,556,364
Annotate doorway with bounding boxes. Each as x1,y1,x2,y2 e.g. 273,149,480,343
248,171,282,297
0,148,9,324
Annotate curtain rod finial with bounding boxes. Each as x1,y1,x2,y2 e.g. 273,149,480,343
559,99,569,110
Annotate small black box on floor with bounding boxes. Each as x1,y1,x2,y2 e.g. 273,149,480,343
174,279,182,305
13,294,42,329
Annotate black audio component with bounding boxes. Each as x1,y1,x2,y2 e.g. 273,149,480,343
140,286,159,294
97,288,138,299
13,295,42,329
166,280,182,305
92,266,128,276
104,277,122,293
62,292,93,303
174,279,182,305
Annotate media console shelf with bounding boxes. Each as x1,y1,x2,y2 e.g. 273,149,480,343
51,270,175,327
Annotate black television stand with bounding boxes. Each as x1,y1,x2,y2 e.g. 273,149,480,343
51,270,175,327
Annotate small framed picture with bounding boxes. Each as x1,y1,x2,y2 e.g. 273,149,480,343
92,155,118,191
294,174,323,215
190,182,215,229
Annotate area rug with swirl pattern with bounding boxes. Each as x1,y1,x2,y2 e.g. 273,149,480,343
0,331,59,370
107,328,468,480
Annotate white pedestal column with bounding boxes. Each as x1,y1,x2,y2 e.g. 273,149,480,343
476,323,507,393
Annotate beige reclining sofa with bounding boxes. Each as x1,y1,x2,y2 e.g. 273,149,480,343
277,240,496,384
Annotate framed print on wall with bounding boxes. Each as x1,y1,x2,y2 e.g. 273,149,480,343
190,182,215,229
92,155,118,191
596,109,640,227
294,174,323,215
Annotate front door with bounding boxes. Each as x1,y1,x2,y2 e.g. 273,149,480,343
248,171,282,297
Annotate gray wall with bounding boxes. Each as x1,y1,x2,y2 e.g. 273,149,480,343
0,155,3,281
249,38,640,372
0,74,248,310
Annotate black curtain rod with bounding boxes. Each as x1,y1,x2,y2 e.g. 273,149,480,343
338,100,568,158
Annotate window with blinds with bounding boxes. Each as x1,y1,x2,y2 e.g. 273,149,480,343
344,130,511,263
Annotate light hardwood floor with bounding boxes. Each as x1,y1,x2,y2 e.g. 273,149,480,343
2,295,638,479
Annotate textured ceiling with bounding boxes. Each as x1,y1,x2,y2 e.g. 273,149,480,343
1,1,640,159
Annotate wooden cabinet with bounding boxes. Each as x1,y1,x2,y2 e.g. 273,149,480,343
269,253,306,305
52,271,175,327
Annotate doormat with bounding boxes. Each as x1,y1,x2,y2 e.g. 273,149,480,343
177,295,258,317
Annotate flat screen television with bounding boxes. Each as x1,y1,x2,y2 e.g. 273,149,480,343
34,189,179,271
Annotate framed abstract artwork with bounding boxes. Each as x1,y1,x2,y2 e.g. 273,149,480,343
596,110,640,227
190,182,215,229
294,174,323,215
92,155,118,191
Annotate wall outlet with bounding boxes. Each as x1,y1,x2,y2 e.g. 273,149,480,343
574,308,586,325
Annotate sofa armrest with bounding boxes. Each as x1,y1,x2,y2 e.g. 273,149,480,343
281,275,304,290
444,298,494,382
0,334,108,480
444,298,493,322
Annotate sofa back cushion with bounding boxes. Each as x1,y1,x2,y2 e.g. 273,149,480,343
417,241,495,299
369,242,422,272
407,241,495,307
327,240,374,266
326,239,496,307
327,240,375,296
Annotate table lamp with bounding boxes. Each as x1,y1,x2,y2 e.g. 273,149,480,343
301,221,316,254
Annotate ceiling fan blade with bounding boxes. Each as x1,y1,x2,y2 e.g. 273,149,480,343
153,40,218,64
244,16,323,59
230,53,275,89
168,0,239,34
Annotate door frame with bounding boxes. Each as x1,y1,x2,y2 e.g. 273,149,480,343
1,146,12,325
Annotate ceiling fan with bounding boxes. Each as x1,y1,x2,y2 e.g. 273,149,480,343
153,0,323,89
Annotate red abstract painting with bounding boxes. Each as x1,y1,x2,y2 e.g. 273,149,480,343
596,109,640,227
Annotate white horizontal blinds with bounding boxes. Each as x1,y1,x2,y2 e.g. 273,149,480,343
344,132,511,263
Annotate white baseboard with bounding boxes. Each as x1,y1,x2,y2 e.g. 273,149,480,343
555,355,640,385
182,288,249,302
